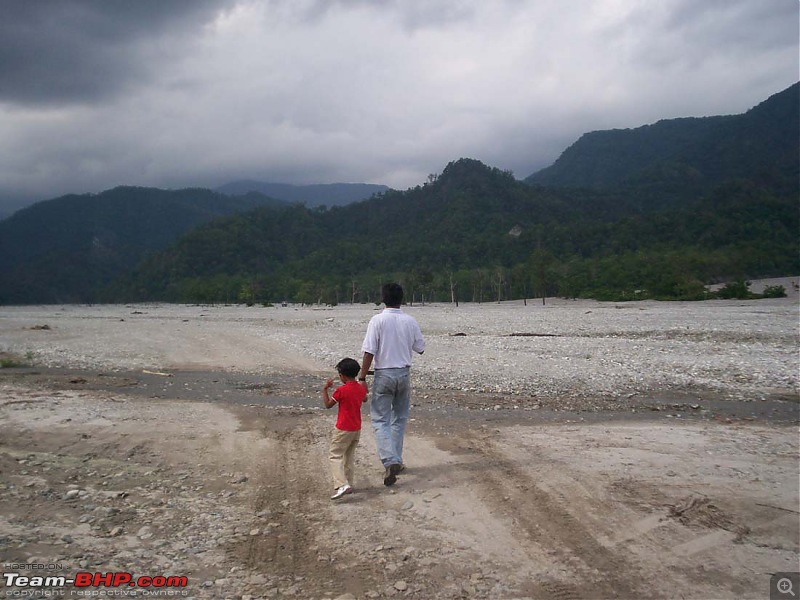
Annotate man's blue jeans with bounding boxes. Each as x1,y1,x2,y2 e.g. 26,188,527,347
370,367,411,468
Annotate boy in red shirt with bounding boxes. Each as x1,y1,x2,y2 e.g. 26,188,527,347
322,357,368,500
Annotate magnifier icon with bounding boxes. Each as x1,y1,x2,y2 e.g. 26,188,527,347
778,578,796,597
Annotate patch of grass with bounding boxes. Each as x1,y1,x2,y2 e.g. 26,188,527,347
0,352,33,368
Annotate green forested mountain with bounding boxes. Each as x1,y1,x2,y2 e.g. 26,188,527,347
113,161,583,303
526,83,799,211
0,187,285,304
110,152,797,304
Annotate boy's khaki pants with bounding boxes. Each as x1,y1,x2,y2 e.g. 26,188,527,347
329,428,360,489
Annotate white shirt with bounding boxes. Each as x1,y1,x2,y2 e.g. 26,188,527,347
361,308,425,369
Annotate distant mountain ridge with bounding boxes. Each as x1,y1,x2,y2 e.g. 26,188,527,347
526,83,799,207
2,83,797,305
215,180,391,206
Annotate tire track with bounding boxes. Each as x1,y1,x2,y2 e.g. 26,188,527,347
462,432,654,599
232,414,334,585
231,410,402,598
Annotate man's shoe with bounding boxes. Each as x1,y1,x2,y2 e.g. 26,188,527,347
383,468,396,486
331,484,353,500
384,463,402,486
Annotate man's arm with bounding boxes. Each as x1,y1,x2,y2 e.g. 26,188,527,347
359,352,374,381
412,321,425,355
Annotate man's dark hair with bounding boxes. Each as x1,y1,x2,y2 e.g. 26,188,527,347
381,282,404,307
336,357,360,378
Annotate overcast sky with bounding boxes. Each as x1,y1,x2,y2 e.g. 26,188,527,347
0,0,797,213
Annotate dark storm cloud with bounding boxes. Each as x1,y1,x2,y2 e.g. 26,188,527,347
633,0,799,71
0,0,234,105
663,0,798,48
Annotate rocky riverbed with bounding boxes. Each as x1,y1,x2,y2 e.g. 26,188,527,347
1,293,798,599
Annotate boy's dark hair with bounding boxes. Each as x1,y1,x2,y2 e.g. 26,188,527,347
336,357,360,379
381,282,404,307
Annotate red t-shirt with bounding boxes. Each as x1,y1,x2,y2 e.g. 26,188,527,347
332,380,366,431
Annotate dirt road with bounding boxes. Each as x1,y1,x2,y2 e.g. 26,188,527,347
0,302,798,599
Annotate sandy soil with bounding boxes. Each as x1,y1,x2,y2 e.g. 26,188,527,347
0,294,798,599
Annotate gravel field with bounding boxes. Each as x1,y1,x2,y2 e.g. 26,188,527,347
1,286,798,599
2,291,798,404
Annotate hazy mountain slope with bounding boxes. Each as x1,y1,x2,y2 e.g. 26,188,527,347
0,186,283,304
216,180,391,206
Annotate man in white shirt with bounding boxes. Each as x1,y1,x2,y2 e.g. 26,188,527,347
358,283,425,486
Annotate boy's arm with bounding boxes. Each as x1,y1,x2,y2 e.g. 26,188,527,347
322,379,336,409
